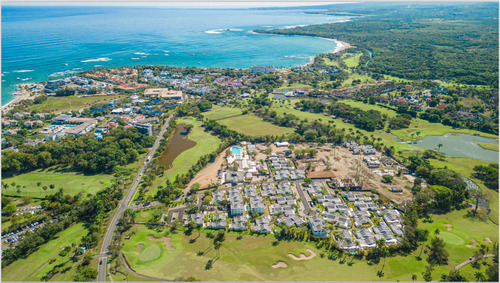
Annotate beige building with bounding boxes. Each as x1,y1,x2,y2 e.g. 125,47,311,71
144,88,183,100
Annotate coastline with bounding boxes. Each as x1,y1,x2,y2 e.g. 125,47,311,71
250,30,353,67
1,83,39,112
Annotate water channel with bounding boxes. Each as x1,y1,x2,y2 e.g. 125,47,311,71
157,124,197,168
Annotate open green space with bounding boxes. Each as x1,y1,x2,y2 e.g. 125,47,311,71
121,223,462,282
478,143,499,151
27,94,123,113
277,83,313,90
120,208,499,281
459,257,494,281
217,114,294,137
1,223,86,282
146,117,221,197
419,209,498,268
343,53,363,68
2,166,113,198
202,105,243,121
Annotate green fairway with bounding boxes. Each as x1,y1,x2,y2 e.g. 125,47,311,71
121,225,454,282
2,167,113,198
202,105,243,120
340,100,398,117
139,244,162,262
343,53,363,68
1,223,87,282
439,232,465,245
27,95,123,113
146,117,221,197
478,143,499,151
218,114,294,136
419,209,498,267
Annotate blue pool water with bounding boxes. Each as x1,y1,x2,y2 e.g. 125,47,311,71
1,4,351,105
232,146,243,156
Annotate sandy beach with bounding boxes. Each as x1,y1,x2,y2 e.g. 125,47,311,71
251,30,353,67
1,83,41,113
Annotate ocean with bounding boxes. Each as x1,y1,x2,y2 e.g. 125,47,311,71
1,5,350,105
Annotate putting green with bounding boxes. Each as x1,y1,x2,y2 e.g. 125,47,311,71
439,232,465,245
139,244,162,262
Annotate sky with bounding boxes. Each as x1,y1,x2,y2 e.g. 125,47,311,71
2,1,346,8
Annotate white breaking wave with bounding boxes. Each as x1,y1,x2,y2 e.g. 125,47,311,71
13,70,34,73
134,52,149,55
81,57,112,63
131,58,140,60
205,29,223,34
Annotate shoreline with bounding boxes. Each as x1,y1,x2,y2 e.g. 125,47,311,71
3,33,351,111
1,83,39,112
250,30,352,67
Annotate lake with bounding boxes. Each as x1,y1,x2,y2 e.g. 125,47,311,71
157,124,196,168
414,133,499,163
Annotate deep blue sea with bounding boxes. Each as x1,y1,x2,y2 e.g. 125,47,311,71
1,5,350,105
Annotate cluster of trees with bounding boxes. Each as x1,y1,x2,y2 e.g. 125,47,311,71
257,2,498,88
2,127,154,175
388,114,412,130
55,88,76,97
473,163,499,191
406,155,468,211
295,100,385,132
178,100,213,117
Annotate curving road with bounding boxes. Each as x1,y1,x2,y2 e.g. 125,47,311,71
96,113,175,282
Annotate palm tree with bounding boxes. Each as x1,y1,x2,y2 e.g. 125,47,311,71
474,272,485,282
43,186,48,193
437,143,443,152
412,274,417,281
2,183,9,191
214,241,221,258
49,184,55,191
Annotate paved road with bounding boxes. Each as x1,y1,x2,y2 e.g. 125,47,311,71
294,181,311,215
97,114,175,282
454,254,495,271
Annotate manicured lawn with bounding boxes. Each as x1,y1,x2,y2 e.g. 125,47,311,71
343,53,362,68
1,223,86,282
459,257,494,281
146,117,221,197
202,105,243,121
121,225,455,281
277,83,313,90
478,143,499,151
2,167,113,198
218,114,294,137
340,100,398,117
28,95,123,113
419,209,498,268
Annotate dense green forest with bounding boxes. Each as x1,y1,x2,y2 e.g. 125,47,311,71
256,2,499,88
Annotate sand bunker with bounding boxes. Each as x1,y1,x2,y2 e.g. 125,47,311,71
485,237,492,244
466,238,479,248
444,224,452,231
288,249,317,261
148,235,175,250
137,244,143,252
272,261,288,269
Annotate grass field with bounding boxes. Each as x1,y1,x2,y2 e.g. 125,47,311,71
202,105,243,121
459,257,494,281
120,207,499,282
2,166,113,198
419,209,499,267
218,114,294,137
1,223,86,282
478,143,499,151
277,83,313,90
342,53,363,68
146,117,221,197
28,94,123,113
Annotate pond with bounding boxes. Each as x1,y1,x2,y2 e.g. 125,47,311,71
157,124,197,168
414,133,498,163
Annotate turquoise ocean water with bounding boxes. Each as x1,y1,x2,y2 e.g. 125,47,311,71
1,5,350,105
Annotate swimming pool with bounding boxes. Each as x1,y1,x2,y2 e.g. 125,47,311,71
231,146,243,158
